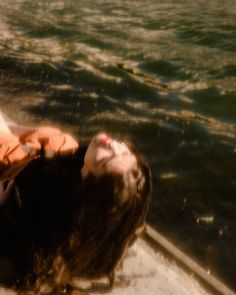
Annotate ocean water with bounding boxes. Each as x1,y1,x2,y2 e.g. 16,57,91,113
0,0,236,290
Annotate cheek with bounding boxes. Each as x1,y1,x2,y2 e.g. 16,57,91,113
84,146,105,172
84,146,95,168
94,148,111,162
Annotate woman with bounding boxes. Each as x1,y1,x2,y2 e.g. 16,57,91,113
0,114,152,293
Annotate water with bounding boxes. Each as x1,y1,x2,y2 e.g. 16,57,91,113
0,0,236,290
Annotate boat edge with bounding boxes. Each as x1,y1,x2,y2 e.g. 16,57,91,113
143,225,236,295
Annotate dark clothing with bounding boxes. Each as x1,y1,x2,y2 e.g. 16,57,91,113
0,127,82,284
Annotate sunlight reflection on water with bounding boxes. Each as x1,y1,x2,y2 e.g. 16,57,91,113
0,0,236,290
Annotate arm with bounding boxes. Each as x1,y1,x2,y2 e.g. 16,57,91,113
20,126,79,156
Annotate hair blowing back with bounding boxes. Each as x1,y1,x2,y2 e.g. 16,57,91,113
4,146,151,292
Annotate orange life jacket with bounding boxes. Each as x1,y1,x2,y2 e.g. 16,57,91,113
0,126,79,205
0,126,79,166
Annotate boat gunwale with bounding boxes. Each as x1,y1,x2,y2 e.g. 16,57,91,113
143,225,236,295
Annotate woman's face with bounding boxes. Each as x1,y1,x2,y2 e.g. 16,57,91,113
81,133,137,177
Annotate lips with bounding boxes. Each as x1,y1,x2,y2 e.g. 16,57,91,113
98,134,112,146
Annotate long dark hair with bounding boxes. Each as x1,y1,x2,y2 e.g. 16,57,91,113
65,153,151,279
1,144,152,292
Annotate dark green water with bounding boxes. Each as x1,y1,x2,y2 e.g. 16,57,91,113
0,0,236,290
